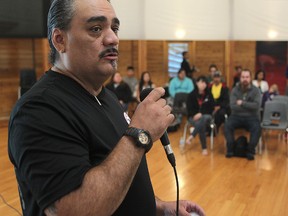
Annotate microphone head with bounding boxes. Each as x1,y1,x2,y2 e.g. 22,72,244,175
139,88,166,102
139,88,154,102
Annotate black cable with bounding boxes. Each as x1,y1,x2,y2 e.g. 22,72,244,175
0,193,22,216
173,165,179,216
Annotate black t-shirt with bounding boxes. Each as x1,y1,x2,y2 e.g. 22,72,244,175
8,70,156,216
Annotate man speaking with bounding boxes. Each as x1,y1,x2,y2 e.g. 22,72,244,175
8,0,205,215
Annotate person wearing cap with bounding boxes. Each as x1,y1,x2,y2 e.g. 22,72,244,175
208,71,230,131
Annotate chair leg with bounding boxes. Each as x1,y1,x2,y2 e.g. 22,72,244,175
258,136,262,155
210,123,216,150
180,121,189,150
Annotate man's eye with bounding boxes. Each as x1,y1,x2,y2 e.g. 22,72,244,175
112,27,120,34
91,26,102,33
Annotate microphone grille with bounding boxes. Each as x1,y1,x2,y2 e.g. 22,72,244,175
139,88,154,102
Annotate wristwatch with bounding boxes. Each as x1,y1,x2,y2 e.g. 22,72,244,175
124,127,153,153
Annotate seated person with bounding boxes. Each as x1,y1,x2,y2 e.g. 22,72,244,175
123,66,138,100
169,68,194,123
224,69,261,160
208,71,230,131
168,68,194,98
261,84,279,108
206,64,218,83
233,65,242,87
252,69,269,95
135,71,156,102
186,76,214,156
106,72,132,112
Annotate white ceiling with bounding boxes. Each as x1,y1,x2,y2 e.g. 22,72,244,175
112,0,288,40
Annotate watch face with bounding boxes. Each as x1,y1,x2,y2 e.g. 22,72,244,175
138,132,149,145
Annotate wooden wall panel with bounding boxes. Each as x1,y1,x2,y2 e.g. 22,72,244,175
0,38,49,119
0,38,257,119
194,41,226,79
118,40,133,76
118,40,142,78
233,41,256,75
147,41,167,87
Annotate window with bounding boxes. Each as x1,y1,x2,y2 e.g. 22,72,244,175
168,43,188,77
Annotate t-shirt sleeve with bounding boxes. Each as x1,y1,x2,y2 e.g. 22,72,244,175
9,98,92,212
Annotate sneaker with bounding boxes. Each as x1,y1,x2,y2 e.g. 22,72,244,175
246,153,254,160
225,152,234,158
202,149,208,155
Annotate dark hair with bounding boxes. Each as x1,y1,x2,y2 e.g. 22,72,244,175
127,66,134,70
47,0,76,65
182,51,188,57
178,68,185,75
241,68,252,77
47,0,111,64
139,71,153,92
195,75,209,93
255,69,266,80
196,75,208,85
209,64,218,70
235,65,242,71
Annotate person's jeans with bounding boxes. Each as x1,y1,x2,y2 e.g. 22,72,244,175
188,114,212,149
224,115,261,154
214,108,228,130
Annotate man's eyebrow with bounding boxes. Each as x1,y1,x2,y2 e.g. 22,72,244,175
112,17,120,25
86,16,107,23
86,16,120,25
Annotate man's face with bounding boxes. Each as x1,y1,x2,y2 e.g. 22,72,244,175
240,71,251,87
209,67,217,75
61,0,120,85
184,53,189,59
178,70,186,80
127,69,134,77
213,76,221,84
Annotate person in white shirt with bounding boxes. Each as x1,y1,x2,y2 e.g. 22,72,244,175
252,69,269,95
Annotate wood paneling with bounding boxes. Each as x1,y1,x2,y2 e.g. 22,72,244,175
0,39,257,119
0,38,49,119
147,41,167,87
233,41,256,74
194,41,226,79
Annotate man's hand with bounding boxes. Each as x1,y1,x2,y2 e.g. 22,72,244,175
130,87,174,142
156,199,206,216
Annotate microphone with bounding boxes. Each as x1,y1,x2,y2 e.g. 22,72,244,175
140,88,176,167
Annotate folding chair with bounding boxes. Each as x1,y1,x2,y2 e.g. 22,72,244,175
259,100,288,156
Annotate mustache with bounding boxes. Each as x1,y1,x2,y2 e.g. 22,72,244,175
99,47,119,58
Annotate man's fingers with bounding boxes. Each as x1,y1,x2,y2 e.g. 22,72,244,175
145,87,165,102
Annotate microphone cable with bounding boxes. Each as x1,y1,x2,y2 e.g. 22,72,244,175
172,164,179,216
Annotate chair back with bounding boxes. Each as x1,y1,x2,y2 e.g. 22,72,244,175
272,95,288,116
272,95,288,104
262,100,288,129
19,69,37,96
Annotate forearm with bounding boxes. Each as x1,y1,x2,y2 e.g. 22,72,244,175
45,136,145,216
242,101,260,110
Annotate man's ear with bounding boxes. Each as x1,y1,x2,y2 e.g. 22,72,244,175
52,28,67,53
